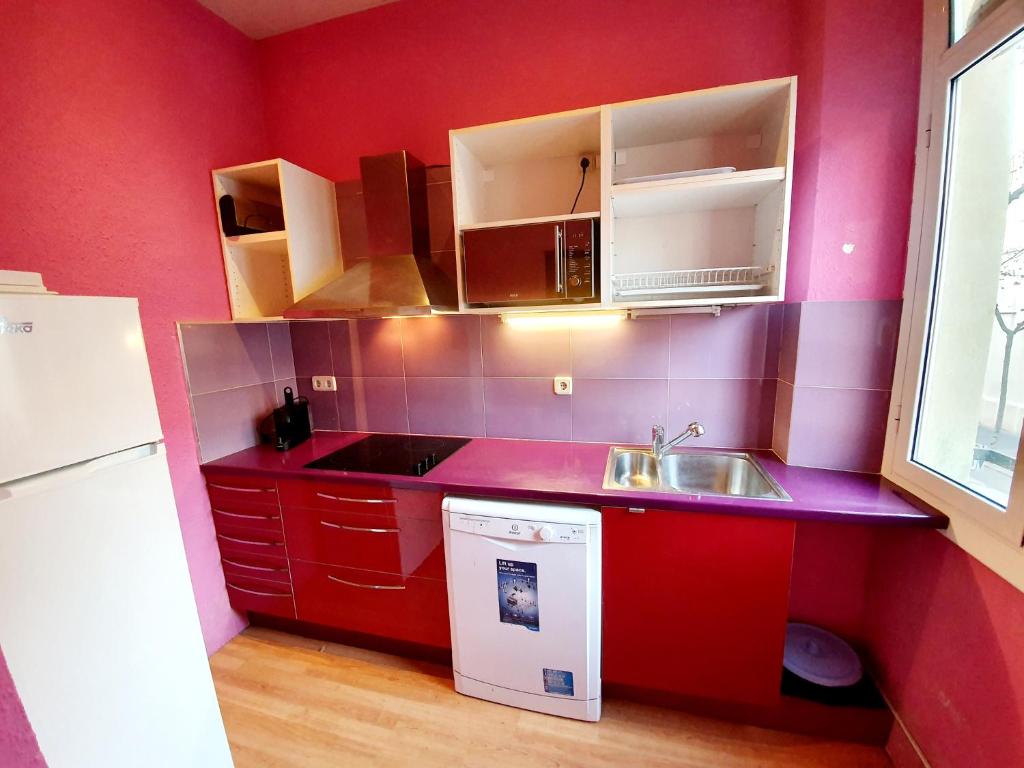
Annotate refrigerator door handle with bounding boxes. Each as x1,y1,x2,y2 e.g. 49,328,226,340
0,443,161,502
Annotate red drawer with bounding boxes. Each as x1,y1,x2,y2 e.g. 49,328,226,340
283,506,444,579
215,523,288,560
206,472,278,508
292,561,450,649
211,503,283,537
279,478,394,512
224,574,295,618
220,552,291,585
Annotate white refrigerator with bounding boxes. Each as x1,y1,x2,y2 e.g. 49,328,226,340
0,291,233,767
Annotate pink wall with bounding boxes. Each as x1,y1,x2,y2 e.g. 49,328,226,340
0,655,44,768
788,0,922,301
257,0,794,181
0,2,269,753
865,528,1024,767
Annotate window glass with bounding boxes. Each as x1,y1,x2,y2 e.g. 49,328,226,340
953,0,1010,43
913,28,1024,507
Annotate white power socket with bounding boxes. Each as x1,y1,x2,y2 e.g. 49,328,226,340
312,375,337,392
553,376,572,395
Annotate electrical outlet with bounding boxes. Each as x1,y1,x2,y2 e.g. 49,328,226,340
312,375,337,392
579,153,596,170
553,376,572,395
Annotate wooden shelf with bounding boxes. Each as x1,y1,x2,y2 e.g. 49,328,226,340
459,211,600,231
225,230,288,247
212,159,342,320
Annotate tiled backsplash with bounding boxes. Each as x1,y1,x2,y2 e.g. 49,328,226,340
773,300,901,473
178,322,296,462
178,299,901,472
289,307,781,448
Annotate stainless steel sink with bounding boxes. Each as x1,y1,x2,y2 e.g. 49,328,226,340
603,447,790,501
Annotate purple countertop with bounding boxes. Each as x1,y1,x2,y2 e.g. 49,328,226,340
202,432,947,528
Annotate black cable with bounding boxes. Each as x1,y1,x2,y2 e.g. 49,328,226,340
570,157,591,214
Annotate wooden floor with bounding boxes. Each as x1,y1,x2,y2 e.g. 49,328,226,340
211,628,891,768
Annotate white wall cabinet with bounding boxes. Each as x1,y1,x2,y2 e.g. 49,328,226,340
212,159,342,319
450,77,796,312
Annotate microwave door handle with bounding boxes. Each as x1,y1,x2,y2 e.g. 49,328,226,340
554,224,565,296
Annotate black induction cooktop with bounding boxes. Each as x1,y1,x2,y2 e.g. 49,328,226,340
304,433,471,477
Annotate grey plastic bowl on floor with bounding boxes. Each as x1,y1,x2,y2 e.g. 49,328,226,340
783,622,864,687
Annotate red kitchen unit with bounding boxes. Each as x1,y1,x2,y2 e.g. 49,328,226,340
205,471,449,650
602,506,795,707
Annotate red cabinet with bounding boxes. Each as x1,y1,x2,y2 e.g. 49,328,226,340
602,506,795,706
291,561,450,648
282,505,444,580
206,471,450,648
205,470,296,620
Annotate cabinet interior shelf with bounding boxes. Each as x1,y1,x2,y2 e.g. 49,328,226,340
226,230,288,247
459,211,600,232
611,167,785,217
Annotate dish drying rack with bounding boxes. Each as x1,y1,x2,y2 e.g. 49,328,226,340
612,265,774,298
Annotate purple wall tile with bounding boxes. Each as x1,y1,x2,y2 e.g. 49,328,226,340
571,317,670,378
337,377,409,433
791,300,902,390
296,376,340,431
668,379,769,449
571,379,668,444
406,377,485,436
764,304,784,379
290,321,333,377
402,315,482,377
786,386,892,472
483,378,572,440
773,380,794,462
191,381,293,462
758,379,778,450
267,322,295,380
778,304,801,385
180,322,274,395
669,307,769,379
328,320,354,377
481,316,571,377
346,319,404,377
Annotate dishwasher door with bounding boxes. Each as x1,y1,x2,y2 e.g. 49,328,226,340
443,496,602,720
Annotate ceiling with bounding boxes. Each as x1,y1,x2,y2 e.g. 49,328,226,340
196,0,399,40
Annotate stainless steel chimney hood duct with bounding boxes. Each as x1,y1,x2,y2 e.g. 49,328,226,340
284,151,458,319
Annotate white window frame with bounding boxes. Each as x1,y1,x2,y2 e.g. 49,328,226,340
884,0,1024,591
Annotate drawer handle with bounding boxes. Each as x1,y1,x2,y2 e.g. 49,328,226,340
226,583,291,598
209,482,275,494
320,521,400,534
222,558,287,573
327,575,406,591
217,534,282,547
316,492,395,505
214,508,280,521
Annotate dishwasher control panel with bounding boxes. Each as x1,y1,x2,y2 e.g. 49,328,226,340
449,514,589,543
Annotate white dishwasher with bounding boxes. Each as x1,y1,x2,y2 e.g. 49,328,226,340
442,496,602,721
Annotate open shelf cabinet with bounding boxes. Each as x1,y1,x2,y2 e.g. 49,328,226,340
450,77,796,312
212,159,343,319
603,78,795,309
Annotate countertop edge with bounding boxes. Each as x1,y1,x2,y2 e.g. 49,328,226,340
200,438,949,530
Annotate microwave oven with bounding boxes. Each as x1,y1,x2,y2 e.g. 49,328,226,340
460,217,599,307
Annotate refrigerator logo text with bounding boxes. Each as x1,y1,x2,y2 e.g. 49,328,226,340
0,317,33,335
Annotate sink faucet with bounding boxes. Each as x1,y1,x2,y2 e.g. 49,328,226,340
652,421,705,459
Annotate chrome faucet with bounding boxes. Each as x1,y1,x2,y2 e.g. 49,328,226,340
652,421,705,459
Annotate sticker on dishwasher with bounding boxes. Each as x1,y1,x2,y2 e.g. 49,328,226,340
497,559,539,631
543,668,574,696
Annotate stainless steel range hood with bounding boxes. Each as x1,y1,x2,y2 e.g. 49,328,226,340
284,151,458,318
